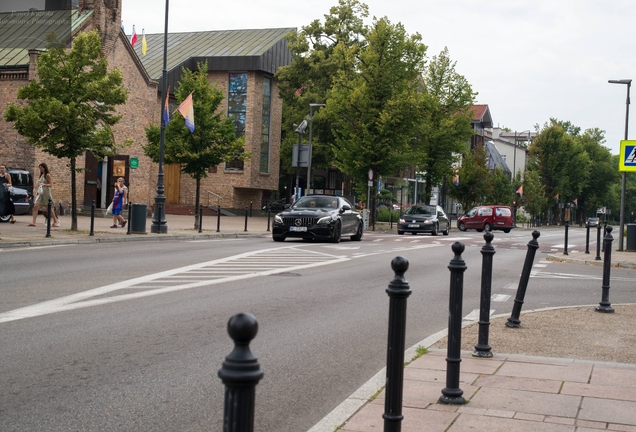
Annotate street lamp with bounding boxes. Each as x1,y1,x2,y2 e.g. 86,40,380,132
608,78,632,251
293,120,308,202
151,0,170,233
306,103,326,194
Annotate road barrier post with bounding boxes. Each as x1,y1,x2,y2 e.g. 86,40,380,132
46,198,52,238
596,226,615,313
596,223,602,260
217,205,221,233
585,223,590,254
198,204,203,233
440,242,467,405
382,256,411,431
473,231,495,358
89,200,95,236
267,208,271,232
218,313,263,432
563,221,569,255
126,202,132,235
506,231,541,328
244,207,248,232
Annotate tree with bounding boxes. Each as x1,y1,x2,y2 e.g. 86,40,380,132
4,30,129,230
521,169,547,222
487,167,513,205
415,47,476,204
143,62,248,229
326,16,428,205
448,144,491,211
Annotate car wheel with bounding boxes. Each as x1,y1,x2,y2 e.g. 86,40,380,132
443,224,449,236
273,236,285,242
458,222,466,231
431,223,438,236
330,221,341,243
484,222,492,232
503,229,511,233
397,230,404,235
0,214,10,223
351,222,363,241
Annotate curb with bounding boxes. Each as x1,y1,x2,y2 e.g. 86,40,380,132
546,253,636,269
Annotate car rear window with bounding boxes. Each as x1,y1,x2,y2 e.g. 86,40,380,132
10,172,32,188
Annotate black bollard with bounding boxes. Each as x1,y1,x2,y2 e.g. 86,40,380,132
382,256,411,431
218,313,263,432
389,208,393,230
244,206,248,232
440,242,467,405
585,222,590,254
563,221,569,255
89,200,95,236
506,231,541,328
595,223,602,261
217,204,221,232
596,226,615,313
126,202,132,235
473,231,495,358
266,208,271,232
198,204,203,233
602,224,608,252
46,198,52,237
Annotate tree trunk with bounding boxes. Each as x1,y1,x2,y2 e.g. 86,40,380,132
70,157,77,231
424,174,432,205
194,177,201,230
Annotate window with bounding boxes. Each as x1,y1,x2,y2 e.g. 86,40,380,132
226,73,248,171
260,77,272,173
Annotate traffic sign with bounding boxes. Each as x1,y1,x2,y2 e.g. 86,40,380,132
619,140,636,172
130,157,139,169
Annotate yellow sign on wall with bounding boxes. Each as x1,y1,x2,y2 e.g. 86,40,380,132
619,140,636,172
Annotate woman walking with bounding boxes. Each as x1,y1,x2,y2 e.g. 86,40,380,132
0,165,16,223
28,163,59,227
111,177,127,228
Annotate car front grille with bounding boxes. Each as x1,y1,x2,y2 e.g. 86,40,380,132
281,216,319,227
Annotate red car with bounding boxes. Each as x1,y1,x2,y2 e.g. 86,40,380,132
457,205,514,233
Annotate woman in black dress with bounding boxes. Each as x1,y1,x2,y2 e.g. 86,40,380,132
0,165,16,223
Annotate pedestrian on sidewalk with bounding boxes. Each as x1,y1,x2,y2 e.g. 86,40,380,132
110,177,127,228
0,165,16,223
28,163,59,227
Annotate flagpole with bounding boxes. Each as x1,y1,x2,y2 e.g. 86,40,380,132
151,0,170,233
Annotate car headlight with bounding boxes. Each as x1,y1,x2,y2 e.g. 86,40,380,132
423,220,432,224
399,218,405,223
274,215,283,224
317,215,333,224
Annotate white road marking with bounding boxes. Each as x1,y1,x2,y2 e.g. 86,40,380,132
464,309,494,321
533,264,547,268
491,294,511,302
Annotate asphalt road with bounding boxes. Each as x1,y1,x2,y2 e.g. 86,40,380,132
1,227,632,431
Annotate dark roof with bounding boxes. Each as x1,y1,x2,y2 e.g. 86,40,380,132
485,141,511,174
132,28,295,90
0,9,93,68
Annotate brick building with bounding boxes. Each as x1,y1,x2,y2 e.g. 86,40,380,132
0,0,292,214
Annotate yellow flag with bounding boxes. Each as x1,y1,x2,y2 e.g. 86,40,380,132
141,29,147,55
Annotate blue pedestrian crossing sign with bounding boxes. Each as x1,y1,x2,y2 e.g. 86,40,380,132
619,140,636,172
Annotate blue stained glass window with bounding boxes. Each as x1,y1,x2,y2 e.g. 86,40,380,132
227,73,248,171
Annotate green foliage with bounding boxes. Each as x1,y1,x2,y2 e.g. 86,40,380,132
486,167,513,205
415,47,476,204
326,16,428,183
377,207,400,222
448,144,491,211
521,169,547,217
3,30,129,230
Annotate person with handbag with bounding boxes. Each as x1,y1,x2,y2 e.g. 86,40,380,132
0,165,16,223
28,162,59,227
111,177,127,228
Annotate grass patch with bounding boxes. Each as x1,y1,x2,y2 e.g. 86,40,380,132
404,345,428,366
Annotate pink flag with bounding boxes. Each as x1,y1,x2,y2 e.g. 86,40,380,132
177,92,195,133
516,185,523,198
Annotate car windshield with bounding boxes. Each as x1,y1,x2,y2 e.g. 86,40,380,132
293,197,338,209
405,205,434,216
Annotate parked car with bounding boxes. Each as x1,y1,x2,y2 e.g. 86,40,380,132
457,205,514,233
586,217,600,228
272,195,363,243
0,186,32,222
397,204,450,236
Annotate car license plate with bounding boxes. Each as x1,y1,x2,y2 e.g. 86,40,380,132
289,226,307,232
408,224,419,228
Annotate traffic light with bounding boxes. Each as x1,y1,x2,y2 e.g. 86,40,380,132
513,199,517,208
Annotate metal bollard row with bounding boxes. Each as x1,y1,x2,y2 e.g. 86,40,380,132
506,231,541,328
473,231,495,358
596,226,615,313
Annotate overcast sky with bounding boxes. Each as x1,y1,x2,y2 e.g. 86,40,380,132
120,0,635,155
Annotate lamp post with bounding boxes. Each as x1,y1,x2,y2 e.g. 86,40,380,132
151,0,170,233
608,79,631,251
306,103,326,195
294,120,308,202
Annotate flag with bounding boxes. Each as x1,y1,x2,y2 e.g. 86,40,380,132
141,29,147,55
162,86,170,126
177,91,195,133
130,25,138,48
516,185,523,198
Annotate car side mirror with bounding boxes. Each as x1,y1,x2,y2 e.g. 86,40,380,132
341,204,351,211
